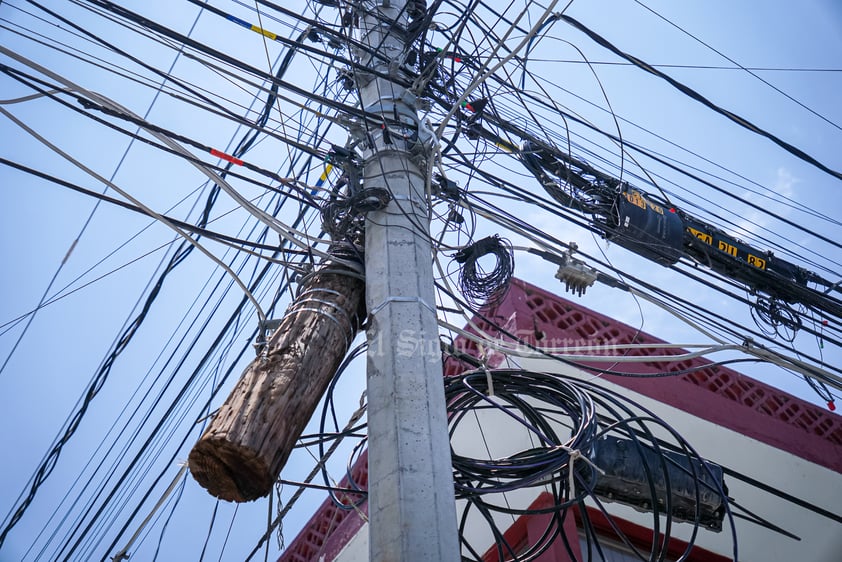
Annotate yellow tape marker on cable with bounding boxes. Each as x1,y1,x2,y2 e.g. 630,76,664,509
250,25,277,41
319,163,334,183
251,25,278,41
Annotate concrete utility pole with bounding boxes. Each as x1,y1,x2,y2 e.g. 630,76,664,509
355,2,461,561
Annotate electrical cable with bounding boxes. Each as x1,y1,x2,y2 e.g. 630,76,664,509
0,4,208,379
559,14,842,182
3,1,840,559
0,105,268,323
453,234,514,309
0,157,312,257
631,0,842,132
444,366,737,562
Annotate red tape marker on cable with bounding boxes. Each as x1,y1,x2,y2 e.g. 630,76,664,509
210,148,244,166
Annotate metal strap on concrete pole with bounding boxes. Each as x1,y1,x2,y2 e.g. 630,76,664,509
355,1,461,560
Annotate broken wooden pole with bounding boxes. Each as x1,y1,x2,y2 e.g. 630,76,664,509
188,250,365,502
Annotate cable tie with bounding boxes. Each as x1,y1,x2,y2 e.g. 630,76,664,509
483,365,495,397
453,246,473,264
477,344,495,396
559,445,604,497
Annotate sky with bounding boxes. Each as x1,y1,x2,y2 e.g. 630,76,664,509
1,0,841,560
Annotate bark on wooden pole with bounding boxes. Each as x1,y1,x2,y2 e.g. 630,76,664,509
188,252,365,502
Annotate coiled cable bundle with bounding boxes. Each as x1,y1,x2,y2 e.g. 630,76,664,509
447,369,600,497
444,367,734,562
321,187,391,242
454,234,514,309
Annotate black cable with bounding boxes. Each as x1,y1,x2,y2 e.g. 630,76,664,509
0,63,320,204
453,234,514,309
90,231,313,560
0,15,331,548
461,165,842,359
197,501,219,562
475,98,842,255
441,268,842,391
457,116,842,325
82,83,340,558
5,2,838,559
444,367,736,562
631,0,842,132
23,0,243,122
451,157,836,350
0,157,310,256
318,343,368,511
426,38,842,263
76,283,270,562
559,14,842,182
0,184,221,549
76,0,402,126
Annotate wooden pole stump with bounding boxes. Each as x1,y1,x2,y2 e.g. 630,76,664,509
188,255,365,502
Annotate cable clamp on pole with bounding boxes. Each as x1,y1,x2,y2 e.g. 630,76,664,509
253,318,283,356
369,296,436,317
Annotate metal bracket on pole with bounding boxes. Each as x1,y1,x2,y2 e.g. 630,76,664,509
253,318,283,355
368,295,438,318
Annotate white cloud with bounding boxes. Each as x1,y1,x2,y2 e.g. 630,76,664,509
774,167,799,200
732,167,800,238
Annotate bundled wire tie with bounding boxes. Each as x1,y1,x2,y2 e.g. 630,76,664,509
477,344,495,396
482,364,495,397
558,445,604,496
296,297,354,332
282,288,359,348
284,306,352,348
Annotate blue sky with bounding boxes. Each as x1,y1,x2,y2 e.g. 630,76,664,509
1,0,841,560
